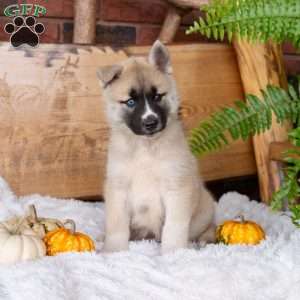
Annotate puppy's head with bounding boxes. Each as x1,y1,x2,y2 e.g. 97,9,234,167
97,40,179,136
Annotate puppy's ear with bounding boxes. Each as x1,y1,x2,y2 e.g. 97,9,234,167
97,64,123,88
148,40,172,74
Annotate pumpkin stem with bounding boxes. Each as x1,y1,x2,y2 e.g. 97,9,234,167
236,215,246,223
28,205,38,222
63,219,76,234
39,217,65,228
27,205,65,228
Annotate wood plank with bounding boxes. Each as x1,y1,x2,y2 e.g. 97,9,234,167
73,0,97,44
159,6,183,44
0,43,256,199
233,40,290,204
159,0,208,44
269,142,300,162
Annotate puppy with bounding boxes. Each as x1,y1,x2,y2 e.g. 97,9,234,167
97,40,216,254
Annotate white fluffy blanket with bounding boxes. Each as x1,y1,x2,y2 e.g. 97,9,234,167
0,176,300,300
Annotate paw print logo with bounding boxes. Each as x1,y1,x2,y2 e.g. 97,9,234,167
4,16,45,48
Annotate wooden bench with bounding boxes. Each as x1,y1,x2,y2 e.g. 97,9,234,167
0,42,257,199
0,0,291,203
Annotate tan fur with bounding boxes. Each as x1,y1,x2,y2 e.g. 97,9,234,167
98,41,216,254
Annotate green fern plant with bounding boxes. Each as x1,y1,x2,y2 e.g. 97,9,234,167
271,127,300,227
189,84,300,156
186,0,300,49
185,0,300,224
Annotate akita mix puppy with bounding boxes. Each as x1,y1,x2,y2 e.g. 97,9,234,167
97,41,216,254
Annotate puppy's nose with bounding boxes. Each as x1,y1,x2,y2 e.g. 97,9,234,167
142,115,159,131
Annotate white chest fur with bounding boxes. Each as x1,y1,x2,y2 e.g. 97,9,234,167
127,140,164,240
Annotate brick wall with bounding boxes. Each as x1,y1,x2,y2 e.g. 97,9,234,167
0,0,299,74
0,0,205,45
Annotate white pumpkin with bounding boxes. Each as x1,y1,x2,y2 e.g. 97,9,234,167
4,205,64,239
0,219,46,265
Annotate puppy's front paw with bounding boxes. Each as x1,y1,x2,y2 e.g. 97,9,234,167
161,243,190,255
161,240,189,255
161,223,189,255
161,245,177,255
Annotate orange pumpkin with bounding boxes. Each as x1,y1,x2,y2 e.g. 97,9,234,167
216,215,265,245
43,220,95,256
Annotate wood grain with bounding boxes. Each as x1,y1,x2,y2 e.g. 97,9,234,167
159,6,183,44
159,0,209,44
73,0,97,44
233,40,290,203
0,43,255,199
269,142,300,162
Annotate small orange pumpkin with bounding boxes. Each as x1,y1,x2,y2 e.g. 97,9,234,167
216,215,265,245
43,220,95,256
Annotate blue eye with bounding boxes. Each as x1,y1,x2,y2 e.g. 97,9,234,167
126,99,136,108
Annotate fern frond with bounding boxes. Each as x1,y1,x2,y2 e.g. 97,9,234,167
189,85,300,156
186,0,300,49
271,127,300,220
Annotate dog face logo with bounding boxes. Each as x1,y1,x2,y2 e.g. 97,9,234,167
3,4,46,48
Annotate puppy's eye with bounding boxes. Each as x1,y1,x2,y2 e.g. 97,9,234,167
153,93,165,102
125,98,136,108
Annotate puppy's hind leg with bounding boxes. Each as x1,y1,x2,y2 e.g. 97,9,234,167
198,223,216,247
190,189,216,246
